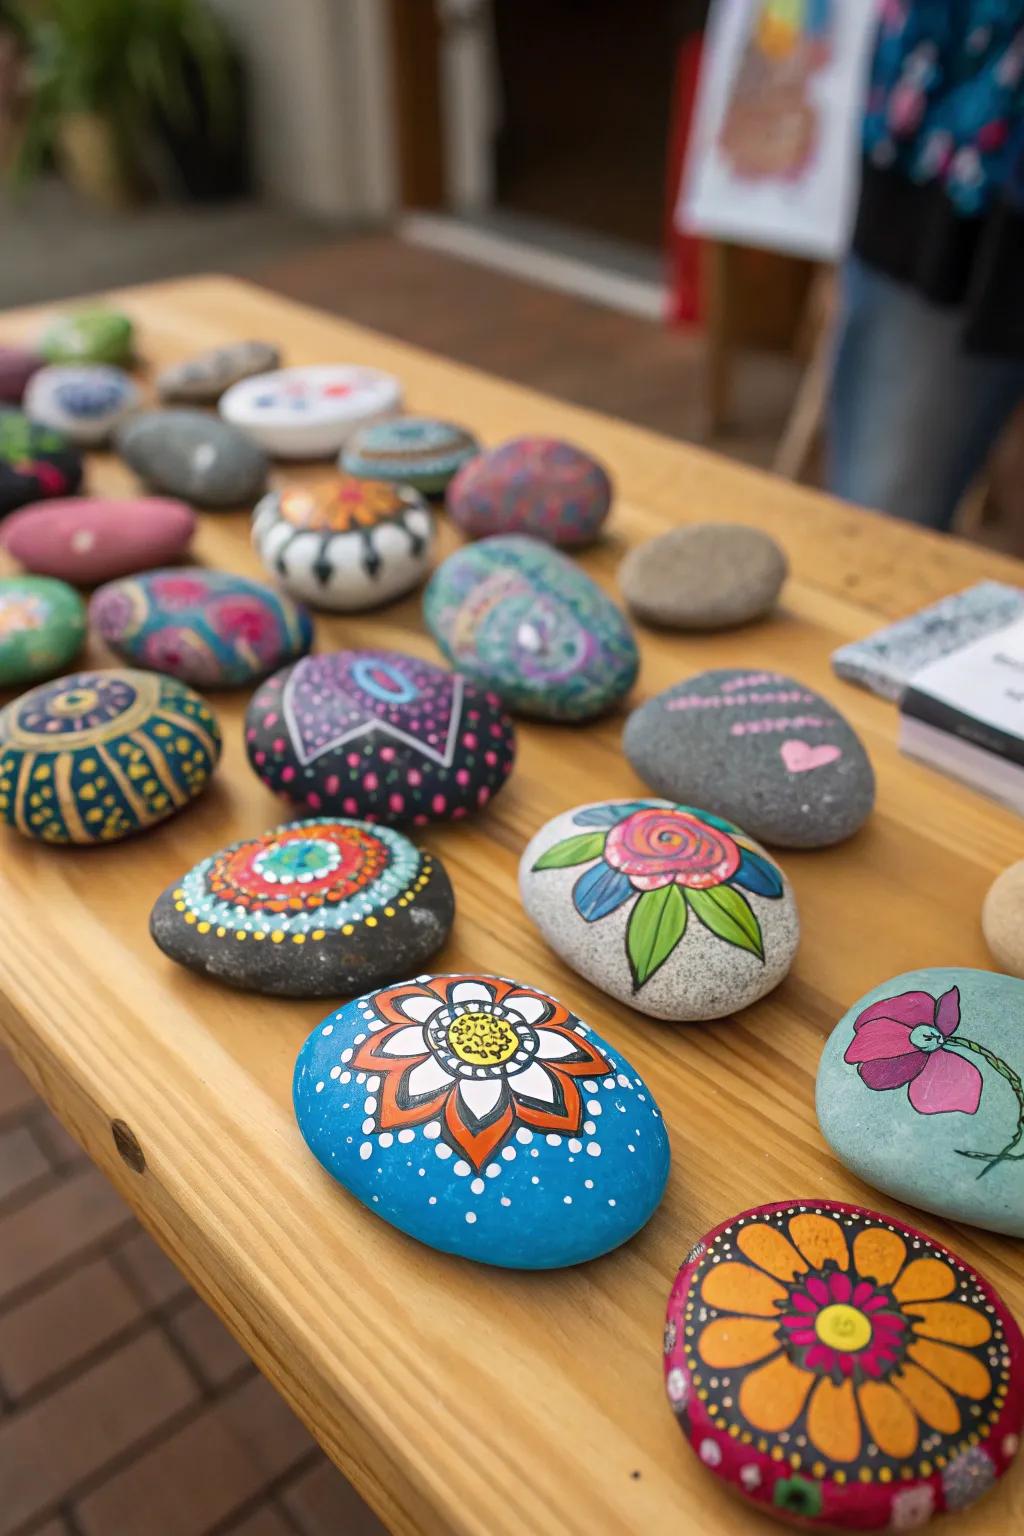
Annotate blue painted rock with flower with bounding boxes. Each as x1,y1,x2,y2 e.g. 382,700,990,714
664,1198,1024,1530
293,972,670,1267
817,968,1024,1238
520,799,798,1021
90,568,313,689
23,365,140,446
423,535,638,721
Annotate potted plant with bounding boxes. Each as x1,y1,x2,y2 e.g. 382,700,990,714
7,0,238,206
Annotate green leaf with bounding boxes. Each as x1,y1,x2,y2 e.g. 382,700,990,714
626,885,687,990
532,830,607,871
686,886,764,960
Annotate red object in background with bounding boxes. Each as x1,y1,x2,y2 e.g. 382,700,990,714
665,32,705,327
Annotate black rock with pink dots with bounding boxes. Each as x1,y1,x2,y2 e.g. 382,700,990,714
245,648,516,825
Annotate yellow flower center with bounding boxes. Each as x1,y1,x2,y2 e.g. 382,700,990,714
447,1011,519,1067
814,1303,872,1353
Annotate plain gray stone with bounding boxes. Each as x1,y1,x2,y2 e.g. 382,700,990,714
116,408,268,509
156,340,281,404
618,522,787,630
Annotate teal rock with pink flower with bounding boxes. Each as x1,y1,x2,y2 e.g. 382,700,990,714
519,798,799,1021
817,968,1024,1238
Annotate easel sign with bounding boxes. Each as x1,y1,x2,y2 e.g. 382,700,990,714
677,0,877,260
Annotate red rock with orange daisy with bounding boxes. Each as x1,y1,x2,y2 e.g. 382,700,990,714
663,1200,1023,1528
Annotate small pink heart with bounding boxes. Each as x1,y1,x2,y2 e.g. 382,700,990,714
780,739,842,773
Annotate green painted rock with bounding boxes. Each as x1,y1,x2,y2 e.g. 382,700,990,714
0,576,86,686
817,968,1024,1238
40,309,134,367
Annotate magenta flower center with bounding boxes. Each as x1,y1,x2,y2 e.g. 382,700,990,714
778,1268,909,1383
604,808,740,890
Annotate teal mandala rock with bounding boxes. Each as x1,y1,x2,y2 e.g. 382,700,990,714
0,669,221,843
423,534,639,722
341,415,479,494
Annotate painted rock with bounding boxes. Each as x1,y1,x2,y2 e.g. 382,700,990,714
245,649,515,825
817,968,1024,1239
1,497,195,585
251,476,434,611
981,862,1024,978
520,799,798,1021
220,365,402,459
623,668,875,849
0,409,83,518
446,436,611,546
0,345,42,404
151,817,454,997
424,535,639,721
0,669,220,843
664,1198,1023,1530
23,364,140,446
39,308,134,366
90,568,313,688
340,415,479,494
156,340,281,405
116,409,268,509
0,576,86,687
619,523,788,630
293,972,670,1267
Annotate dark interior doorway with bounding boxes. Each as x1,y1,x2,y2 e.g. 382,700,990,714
491,0,679,250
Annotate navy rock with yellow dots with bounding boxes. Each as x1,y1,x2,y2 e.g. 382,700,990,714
149,816,455,997
0,669,221,844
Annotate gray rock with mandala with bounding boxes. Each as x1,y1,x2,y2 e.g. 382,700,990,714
519,799,799,1021
817,968,1024,1239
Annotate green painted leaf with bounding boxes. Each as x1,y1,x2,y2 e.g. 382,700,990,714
685,885,764,960
532,830,607,871
626,884,687,990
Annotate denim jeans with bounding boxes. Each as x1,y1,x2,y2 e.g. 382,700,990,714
827,255,1024,532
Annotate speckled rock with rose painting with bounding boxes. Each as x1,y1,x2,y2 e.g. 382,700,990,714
623,668,875,848
0,669,220,843
520,800,798,1021
663,1199,1023,1530
23,365,140,446
341,415,479,495
116,410,268,509
39,308,134,366
293,972,670,1267
0,576,85,687
246,649,515,825
151,817,454,998
446,436,611,546
251,476,434,611
90,568,313,689
0,410,83,518
423,535,638,721
817,968,1024,1239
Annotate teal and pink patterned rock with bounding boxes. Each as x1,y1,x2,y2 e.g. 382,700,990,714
423,535,638,721
446,436,611,546
245,649,515,825
90,568,313,688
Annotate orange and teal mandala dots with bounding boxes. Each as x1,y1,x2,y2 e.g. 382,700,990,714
663,1200,1024,1530
293,973,670,1267
0,669,221,844
149,817,455,999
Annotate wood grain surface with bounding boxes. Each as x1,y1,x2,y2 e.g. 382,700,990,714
0,277,1021,1536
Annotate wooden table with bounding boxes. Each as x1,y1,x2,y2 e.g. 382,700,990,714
1,277,1022,1536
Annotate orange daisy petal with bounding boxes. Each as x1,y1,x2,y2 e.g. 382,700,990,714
858,1380,919,1459
737,1223,809,1282
701,1262,788,1317
908,1339,991,1399
910,1302,992,1349
893,1363,961,1436
807,1377,861,1463
789,1212,849,1272
851,1227,906,1287
697,1317,781,1369
893,1257,956,1303
738,1353,814,1433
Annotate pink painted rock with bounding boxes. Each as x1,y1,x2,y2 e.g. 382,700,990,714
0,346,43,405
0,497,195,586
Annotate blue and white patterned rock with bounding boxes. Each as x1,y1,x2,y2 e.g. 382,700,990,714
220,365,402,459
340,415,479,494
423,535,639,721
23,365,140,446
293,972,671,1267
